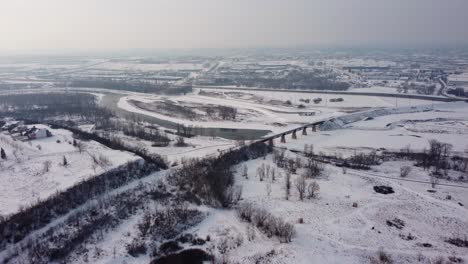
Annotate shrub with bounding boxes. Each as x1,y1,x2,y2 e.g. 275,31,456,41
400,165,412,178
126,239,147,257
237,203,294,243
371,248,393,264
295,175,306,201
307,181,320,199
174,136,188,147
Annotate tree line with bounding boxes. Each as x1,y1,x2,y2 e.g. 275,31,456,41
68,79,192,95
0,160,163,251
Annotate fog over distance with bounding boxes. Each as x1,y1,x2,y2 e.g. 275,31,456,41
1,0,468,55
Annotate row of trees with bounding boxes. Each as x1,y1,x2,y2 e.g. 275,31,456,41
0,93,112,124
0,160,163,250
6,177,165,263
68,79,192,95
198,69,350,91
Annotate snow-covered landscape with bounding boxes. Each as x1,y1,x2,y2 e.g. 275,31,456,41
0,124,138,216
1,40,468,264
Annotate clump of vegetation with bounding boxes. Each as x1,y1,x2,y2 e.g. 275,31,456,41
446,237,468,248
168,142,270,207
237,203,295,243
1,148,6,160
370,248,393,264
126,239,147,257
174,136,188,147
400,165,412,177
69,79,192,94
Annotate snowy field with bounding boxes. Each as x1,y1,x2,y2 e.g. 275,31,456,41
194,87,442,109
110,131,236,164
0,124,138,216
118,93,333,133
183,102,468,263
194,152,468,263
282,102,468,156
66,100,468,264
116,88,443,136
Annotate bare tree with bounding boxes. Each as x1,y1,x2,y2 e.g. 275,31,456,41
76,141,86,154
284,173,291,200
270,168,276,182
304,144,314,158
43,160,52,173
265,180,272,197
287,158,296,174
273,149,286,168
295,175,306,201
265,164,271,180
174,136,188,147
342,166,347,174
430,171,439,188
307,181,320,199
402,144,412,159
303,158,323,178
428,139,453,172
12,149,21,163
246,225,256,241
224,185,243,206
257,164,266,181
242,165,248,179
295,156,302,169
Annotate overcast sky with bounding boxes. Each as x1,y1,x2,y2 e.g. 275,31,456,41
1,0,468,54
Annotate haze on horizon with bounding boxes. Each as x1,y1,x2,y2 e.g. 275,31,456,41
1,0,468,55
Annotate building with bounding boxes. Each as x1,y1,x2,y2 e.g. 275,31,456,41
23,127,52,140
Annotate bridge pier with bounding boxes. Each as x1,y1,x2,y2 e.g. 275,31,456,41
302,127,307,135
292,130,297,139
280,134,286,143
312,125,317,132
268,138,274,148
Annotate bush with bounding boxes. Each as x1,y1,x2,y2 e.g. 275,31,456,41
307,181,320,199
371,248,393,264
237,203,295,243
446,237,468,248
127,239,147,257
159,241,182,255
174,136,188,147
400,165,412,177
295,175,306,201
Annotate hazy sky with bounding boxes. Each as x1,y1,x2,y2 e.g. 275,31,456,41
1,0,468,54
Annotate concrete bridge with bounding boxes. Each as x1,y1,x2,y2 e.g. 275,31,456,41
257,120,326,146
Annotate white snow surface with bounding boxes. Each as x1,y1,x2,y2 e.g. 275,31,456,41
0,124,138,216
